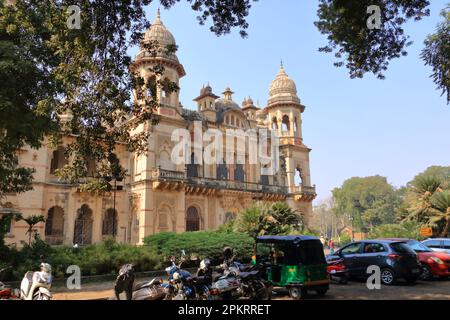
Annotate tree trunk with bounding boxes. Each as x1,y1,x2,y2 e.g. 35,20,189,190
441,217,450,237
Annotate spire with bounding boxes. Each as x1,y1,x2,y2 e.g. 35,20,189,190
155,8,162,24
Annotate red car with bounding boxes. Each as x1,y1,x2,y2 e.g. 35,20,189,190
382,238,450,280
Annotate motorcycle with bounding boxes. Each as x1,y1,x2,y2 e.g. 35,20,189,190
20,263,52,300
163,255,213,300
209,262,271,300
327,258,349,284
113,264,166,300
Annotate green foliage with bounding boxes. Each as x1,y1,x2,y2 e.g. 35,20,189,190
421,5,450,104
315,0,430,80
332,176,400,232
144,231,254,266
337,233,352,246
234,202,306,238
0,0,256,197
217,220,235,234
367,221,422,240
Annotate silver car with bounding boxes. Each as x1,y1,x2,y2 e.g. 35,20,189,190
421,238,450,254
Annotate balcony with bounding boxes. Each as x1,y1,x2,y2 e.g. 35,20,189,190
292,184,317,201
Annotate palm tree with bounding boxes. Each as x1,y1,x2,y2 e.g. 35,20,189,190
18,215,46,246
405,176,442,222
428,191,450,237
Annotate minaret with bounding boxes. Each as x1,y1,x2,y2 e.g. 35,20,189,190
265,62,316,222
193,83,219,122
132,10,186,116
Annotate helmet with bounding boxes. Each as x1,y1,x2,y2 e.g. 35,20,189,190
40,263,52,273
200,258,211,270
223,247,234,259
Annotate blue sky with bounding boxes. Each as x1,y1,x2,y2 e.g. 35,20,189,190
132,0,449,203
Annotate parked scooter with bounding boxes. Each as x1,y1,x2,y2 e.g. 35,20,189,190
327,258,349,284
19,263,52,300
113,264,166,300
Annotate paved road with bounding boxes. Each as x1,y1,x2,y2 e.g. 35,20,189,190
274,278,450,300
52,277,450,300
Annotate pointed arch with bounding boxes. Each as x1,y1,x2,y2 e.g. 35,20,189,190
73,204,93,245
45,206,64,245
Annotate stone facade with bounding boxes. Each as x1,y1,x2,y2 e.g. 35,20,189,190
1,11,316,246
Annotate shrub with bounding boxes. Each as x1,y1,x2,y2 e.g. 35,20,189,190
367,221,423,240
144,231,254,266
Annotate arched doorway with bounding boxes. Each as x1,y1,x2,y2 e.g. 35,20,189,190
102,208,118,237
45,206,64,245
73,204,93,245
186,207,200,232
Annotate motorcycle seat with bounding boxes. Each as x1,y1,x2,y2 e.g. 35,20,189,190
239,271,259,280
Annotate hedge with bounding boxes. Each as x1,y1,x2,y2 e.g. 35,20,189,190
144,231,255,267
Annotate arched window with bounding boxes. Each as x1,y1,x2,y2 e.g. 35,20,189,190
50,146,68,174
73,204,93,245
281,115,290,132
272,117,278,130
102,208,118,236
295,166,303,185
0,202,16,234
86,158,97,177
161,77,171,99
186,207,200,232
45,206,64,245
294,117,298,133
146,75,157,99
187,152,199,178
231,115,235,126
217,158,228,180
225,115,229,124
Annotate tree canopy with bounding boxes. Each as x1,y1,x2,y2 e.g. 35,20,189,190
332,175,400,232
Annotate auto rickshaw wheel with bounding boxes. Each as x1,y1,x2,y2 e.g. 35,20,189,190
288,286,307,300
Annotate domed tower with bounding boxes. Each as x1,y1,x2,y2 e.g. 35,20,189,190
193,84,219,122
133,9,186,116
267,62,305,140
266,62,316,221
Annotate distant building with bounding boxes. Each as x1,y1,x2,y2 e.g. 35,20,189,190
2,11,316,246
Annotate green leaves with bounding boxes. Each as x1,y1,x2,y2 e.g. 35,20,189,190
421,5,450,104
235,202,305,238
315,0,431,80
332,175,400,232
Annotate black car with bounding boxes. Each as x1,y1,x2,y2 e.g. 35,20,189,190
326,240,421,285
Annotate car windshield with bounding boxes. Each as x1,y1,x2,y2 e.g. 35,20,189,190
406,240,432,252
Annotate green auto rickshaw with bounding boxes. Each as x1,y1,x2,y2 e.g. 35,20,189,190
254,235,330,299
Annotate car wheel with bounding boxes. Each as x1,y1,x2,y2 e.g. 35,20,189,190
420,265,433,281
380,268,396,285
289,286,307,300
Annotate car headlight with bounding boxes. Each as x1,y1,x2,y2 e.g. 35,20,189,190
430,257,444,265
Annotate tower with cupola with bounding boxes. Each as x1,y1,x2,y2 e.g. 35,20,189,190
132,9,186,116
265,63,316,220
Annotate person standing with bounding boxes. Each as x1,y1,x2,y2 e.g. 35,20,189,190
329,239,335,254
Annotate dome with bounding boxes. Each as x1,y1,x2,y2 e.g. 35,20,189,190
215,87,241,111
143,9,176,46
268,63,301,107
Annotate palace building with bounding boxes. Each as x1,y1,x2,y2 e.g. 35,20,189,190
1,11,316,246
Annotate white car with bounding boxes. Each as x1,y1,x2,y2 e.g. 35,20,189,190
421,238,450,254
